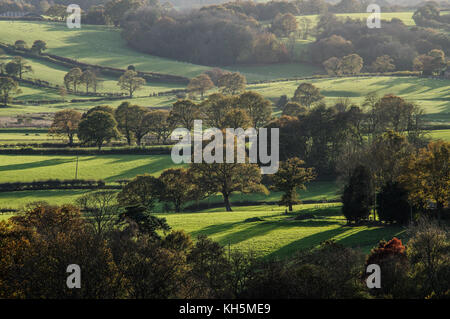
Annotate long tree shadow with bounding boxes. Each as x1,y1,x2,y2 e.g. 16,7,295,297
105,156,182,182
216,219,341,247
266,226,349,259
336,225,406,250
0,158,73,172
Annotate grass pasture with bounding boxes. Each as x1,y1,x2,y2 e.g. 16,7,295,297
0,21,324,82
158,203,406,257
429,129,450,141
250,76,450,120
0,21,209,78
0,154,180,184
0,55,186,95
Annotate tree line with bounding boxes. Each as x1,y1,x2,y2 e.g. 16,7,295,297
309,11,450,73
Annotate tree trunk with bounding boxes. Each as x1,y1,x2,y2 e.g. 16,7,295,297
288,203,293,212
437,202,443,224
223,193,232,212
69,134,74,146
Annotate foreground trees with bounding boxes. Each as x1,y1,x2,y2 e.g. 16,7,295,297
0,201,448,299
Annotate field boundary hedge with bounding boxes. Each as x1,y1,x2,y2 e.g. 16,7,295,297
183,199,340,212
0,147,172,155
248,71,423,85
0,179,119,192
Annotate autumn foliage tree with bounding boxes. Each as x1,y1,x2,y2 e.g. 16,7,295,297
49,109,82,146
292,83,323,108
187,74,214,99
401,141,450,222
118,70,145,98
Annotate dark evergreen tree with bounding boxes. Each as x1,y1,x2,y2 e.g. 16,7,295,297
341,165,373,223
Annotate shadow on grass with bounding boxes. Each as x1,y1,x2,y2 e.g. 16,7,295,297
216,219,341,247
266,226,349,259
0,158,73,172
104,156,179,182
336,225,406,250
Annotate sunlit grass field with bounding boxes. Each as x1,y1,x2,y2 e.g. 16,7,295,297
0,21,209,78
0,154,180,183
0,55,186,95
0,21,319,82
249,76,450,117
0,202,405,258
298,11,417,27
429,129,450,141
157,203,406,257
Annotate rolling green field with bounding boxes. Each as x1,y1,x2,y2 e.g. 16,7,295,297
0,55,186,95
0,202,405,258
429,129,450,141
0,154,180,183
157,203,406,257
0,21,320,82
298,12,417,27
0,21,209,78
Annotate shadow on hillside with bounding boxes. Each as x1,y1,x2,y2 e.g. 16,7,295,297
266,226,349,259
215,219,341,247
0,158,73,172
336,225,406,249
105,156,177,182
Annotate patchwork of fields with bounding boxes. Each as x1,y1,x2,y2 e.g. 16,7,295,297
0,17,447,258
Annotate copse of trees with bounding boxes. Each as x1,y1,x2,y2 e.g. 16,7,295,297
5,56,33,79
413,2,450,29
121,5,288,65
189,143,268,212
310,13,450,71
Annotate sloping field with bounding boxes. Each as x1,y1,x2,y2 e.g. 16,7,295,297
157,204,406,257
0,21,323,82
0,21,209,78
250,76,450,118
